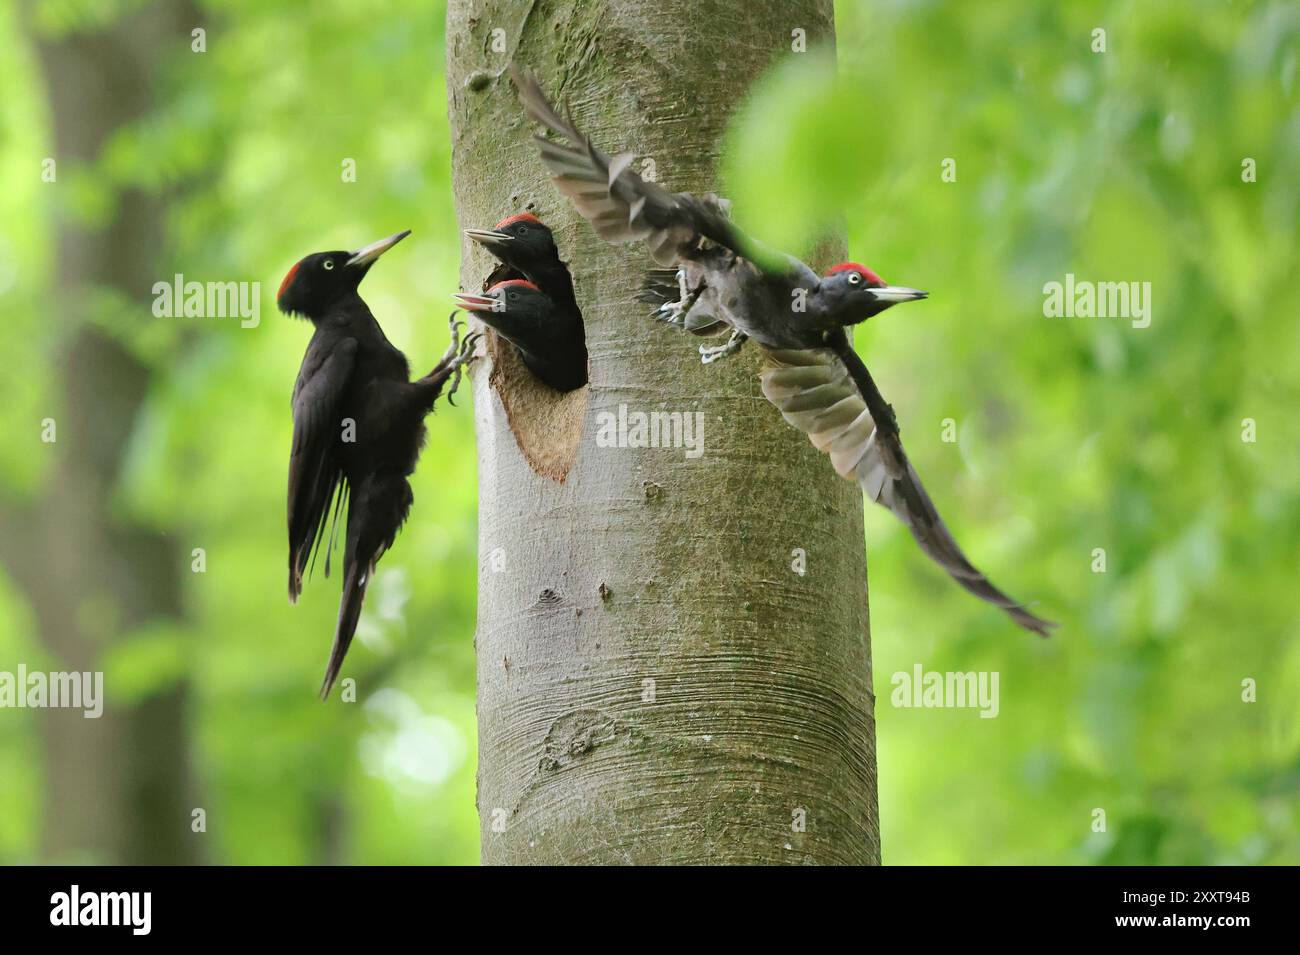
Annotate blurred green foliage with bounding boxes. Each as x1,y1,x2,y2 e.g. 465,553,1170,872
728,0,1300,864
0,0,1296,864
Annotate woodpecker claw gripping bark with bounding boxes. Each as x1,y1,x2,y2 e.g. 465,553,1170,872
512,66,1056,638
439,313,482,407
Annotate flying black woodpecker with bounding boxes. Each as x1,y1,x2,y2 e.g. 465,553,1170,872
512,67,1055,637
278,230,480,698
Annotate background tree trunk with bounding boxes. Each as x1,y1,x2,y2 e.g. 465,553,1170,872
0,0,202,865
447,0,878,864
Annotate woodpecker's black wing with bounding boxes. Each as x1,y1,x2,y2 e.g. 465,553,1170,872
760,343,1056,637
287,335,358,602
512,66,747,267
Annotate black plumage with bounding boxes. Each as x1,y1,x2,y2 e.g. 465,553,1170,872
513,67,1055,637
279,230,479,697
463,212,588,392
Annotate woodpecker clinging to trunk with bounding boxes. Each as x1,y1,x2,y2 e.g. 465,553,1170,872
512,67,1055,637
278,230,480,698
463,213,588,391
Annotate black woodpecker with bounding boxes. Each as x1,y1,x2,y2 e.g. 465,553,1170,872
452,278,566,387
463,212,587,391
278,230,480,698
512,68,1055,637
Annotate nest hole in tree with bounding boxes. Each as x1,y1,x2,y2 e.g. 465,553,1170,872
482,326,589,483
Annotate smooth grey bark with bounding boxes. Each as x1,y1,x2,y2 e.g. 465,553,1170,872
447,0,878,864
0,1,202,864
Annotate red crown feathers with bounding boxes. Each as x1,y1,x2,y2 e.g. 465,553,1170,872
493,212,543,230
487,279,539,293
278,260,302,299
827,262,884,286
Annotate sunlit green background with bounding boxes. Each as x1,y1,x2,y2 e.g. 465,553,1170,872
0,0,1296,865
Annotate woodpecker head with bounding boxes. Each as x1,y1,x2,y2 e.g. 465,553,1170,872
277,229,411,319
464,214,559,273
819,263,927,325
452,278,551,322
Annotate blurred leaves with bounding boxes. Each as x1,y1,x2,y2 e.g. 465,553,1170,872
726,0,1299,865
0,0,1296,865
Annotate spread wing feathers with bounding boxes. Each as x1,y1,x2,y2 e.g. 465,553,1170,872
511,65,744,266
288,337,358,602
759,347,1056,637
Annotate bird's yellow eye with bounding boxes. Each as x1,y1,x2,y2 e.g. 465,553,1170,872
323,260,335,271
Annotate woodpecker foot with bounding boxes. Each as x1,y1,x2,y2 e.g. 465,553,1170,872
444,323,482,406
655,303,686,328
421,312,481,405
438,313,465,366
699,329,748,365
655,270,703,329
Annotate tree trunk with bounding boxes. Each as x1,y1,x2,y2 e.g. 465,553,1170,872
2,0,202,865
447,0,878,865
